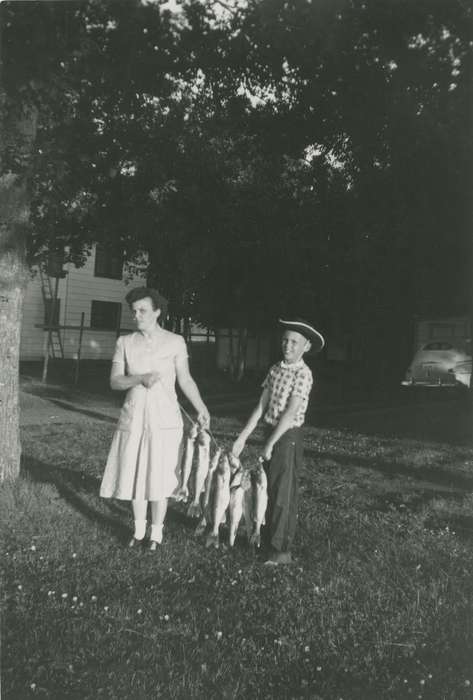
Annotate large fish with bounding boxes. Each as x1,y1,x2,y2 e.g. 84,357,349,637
243,461,268,548
227,451,241,474
173,423,198,502
187,428,211,518
205,452,231,549
228,467,249,547
195,446,222,536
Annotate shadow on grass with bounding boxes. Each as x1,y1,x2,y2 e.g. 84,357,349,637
23,390,252,426
20,454,201,544
46,398,117,424
308,399,473,446
219,428,473,492
21,455,131,543
307,447,473,492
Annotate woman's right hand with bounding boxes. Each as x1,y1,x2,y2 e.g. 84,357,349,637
141,372,161,389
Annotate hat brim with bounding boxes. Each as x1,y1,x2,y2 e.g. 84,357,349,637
279,319,325,352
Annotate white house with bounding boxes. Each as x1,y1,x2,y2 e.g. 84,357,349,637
20,244,146,361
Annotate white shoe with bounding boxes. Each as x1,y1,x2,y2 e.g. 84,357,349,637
149,524,163,549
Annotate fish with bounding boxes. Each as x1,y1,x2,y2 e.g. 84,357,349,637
187,428,211,518
173,423,198,502
228,467,248,547
205,452,231,549
195,446,222,537
243,461,268,548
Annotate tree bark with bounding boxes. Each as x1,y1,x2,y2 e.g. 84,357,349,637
0,104,37,480
0,247,26,481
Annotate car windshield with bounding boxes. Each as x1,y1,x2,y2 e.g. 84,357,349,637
423,342,454,351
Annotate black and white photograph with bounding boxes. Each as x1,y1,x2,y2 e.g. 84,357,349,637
1,0,472,697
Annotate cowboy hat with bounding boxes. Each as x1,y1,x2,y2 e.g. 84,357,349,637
278,317,325,352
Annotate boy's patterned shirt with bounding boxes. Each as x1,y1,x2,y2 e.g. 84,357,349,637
262,359,313,427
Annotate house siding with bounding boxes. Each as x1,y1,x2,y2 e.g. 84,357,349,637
20,247,146,360
414,317,471,352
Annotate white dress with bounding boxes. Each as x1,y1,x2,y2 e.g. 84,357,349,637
100,330,186,501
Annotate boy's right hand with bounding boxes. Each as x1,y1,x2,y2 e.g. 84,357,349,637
232,436,246,458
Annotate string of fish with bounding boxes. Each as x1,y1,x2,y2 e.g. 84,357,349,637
157,377,268,549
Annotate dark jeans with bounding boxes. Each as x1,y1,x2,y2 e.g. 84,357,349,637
263,426,303,552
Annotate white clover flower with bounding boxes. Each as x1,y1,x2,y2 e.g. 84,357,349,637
104,606,109,612
30,545,36,551
216,631,223,640
164,614,169,621
72,553,77,559
137,609,142,615
72,596,78,603
30,683,36,690
61,593,68,599
316,666,322,672
91,595,97,602
304,645,310,653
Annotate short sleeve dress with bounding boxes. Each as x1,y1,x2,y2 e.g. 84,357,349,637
100,330,186,501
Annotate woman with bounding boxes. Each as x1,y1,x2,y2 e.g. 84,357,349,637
100,287,210,549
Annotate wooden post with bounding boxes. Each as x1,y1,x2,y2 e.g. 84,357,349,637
116,303,122,339
74,312,85,385
41,279,58,383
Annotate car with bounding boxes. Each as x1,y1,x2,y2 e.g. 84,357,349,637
451,358,472,388
401,341,471,388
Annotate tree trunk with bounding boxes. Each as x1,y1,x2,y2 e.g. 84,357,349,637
0,102,37,480
0,248,26,481
469,310,473,406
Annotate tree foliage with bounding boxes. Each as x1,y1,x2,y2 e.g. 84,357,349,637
2,0,472,369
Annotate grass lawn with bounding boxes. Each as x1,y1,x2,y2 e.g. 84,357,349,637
2,397,473,699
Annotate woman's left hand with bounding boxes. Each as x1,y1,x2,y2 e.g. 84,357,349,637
197,407,210,429
261,444,273,462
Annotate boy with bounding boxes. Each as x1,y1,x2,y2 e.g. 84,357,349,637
232,318,324,564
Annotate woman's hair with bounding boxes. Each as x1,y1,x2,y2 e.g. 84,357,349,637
125,287,167,315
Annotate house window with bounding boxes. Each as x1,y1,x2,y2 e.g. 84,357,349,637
44,298,60,327
90,300,122,331
429,323,467,340
94,244,123,280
